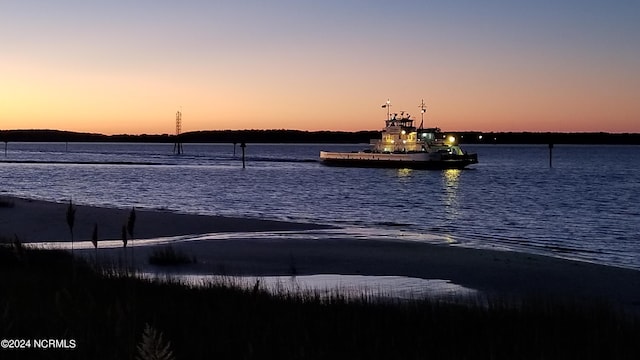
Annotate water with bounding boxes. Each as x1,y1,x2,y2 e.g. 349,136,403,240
2,142,640,270
139,273,479,300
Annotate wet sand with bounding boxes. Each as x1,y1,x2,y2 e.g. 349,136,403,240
0,196,326,242
2,195,640,310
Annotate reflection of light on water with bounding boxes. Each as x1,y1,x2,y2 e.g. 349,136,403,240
138,273,478,300
442,234,456,244
396,168,413,178
442,169,461,217
444,168,461,182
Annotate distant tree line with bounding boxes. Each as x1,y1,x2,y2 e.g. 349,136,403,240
457,131,640,145
1,129,640,145
179,130,380,144
0,129,378,144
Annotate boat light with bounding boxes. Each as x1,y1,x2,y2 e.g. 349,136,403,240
447,135,456,144
401,130,406,135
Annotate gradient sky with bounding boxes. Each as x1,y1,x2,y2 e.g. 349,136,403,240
1,0,639,134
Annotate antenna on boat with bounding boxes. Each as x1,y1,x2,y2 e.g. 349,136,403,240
381,99,391,121
418,99,427,130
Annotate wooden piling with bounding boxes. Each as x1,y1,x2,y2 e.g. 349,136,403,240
240,142,246,168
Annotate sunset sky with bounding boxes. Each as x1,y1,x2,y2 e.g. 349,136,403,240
1,1,639,134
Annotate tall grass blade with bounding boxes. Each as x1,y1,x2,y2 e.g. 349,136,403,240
66,200,76,256
121,225,128,272
91,223,98,267
128,207,136,269
136,323,175,360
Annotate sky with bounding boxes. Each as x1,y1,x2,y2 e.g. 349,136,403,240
1,0,639,134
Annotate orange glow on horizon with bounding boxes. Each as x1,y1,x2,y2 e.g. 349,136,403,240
3,62,637,135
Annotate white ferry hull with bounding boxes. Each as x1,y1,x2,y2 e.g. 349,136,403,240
319,151,478,170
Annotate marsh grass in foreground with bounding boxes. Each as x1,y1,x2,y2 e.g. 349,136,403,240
148,245,195,266
1,244,639,359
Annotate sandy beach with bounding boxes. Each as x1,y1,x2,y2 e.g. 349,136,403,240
2,195,640,310
0,196,326,242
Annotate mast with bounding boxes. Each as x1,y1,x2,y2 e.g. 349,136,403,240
418,99,427,130
381,99,391,121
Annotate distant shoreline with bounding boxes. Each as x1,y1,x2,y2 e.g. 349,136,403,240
2,129,640,145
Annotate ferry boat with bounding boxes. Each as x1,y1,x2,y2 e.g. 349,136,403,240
320,100,478,169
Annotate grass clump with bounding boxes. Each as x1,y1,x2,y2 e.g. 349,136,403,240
136,323,175,360
148,245,195,266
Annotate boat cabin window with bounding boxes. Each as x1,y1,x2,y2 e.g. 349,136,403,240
421,132,435,141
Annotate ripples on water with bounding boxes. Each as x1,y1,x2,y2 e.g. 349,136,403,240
2,142,640,270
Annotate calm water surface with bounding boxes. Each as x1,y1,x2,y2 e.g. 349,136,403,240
2,142,639,270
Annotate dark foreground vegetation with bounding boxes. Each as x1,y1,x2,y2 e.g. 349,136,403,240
148,245,196,266
2,129,640,144
1,243,639,360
